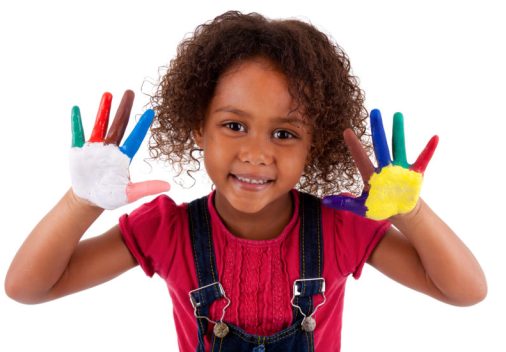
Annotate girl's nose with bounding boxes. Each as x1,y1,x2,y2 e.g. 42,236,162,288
238,135,274,166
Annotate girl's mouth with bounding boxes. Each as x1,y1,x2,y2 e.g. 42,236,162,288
230,174,274,186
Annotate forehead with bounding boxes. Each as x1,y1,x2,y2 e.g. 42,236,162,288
215,57,287,94
211,57,306,121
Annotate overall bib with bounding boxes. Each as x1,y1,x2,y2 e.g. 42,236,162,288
187,192,326,352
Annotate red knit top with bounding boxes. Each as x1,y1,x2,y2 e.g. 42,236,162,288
119,190,390,351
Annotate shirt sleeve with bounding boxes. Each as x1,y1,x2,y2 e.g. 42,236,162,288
332,209,391,279
118,195,184,278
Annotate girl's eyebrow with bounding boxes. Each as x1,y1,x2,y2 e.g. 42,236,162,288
213,106,249,116
213,106,306,127
272,116,306,128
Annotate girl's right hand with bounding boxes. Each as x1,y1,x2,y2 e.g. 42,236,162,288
69,90,170,210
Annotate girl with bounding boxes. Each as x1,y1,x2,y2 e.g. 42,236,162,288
5,11,486,352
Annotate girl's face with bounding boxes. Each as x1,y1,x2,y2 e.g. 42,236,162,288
195,57,312,216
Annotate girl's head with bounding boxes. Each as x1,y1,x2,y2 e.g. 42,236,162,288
150,10,368,197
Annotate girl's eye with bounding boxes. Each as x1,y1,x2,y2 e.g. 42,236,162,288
273,130,296,139
224,122,245,132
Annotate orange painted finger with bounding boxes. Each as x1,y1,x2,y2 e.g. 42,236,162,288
105,90,135,145
126,180,171,203
410,135,439,173
343,128,375,185
89,92,113,142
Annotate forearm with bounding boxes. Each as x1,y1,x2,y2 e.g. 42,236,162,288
5,188,103,303
391,198,487,306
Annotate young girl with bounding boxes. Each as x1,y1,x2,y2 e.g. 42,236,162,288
5,11,486,352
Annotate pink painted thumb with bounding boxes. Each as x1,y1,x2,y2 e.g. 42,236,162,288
126,180,171,203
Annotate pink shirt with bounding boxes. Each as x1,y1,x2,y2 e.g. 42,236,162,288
119,190,390,351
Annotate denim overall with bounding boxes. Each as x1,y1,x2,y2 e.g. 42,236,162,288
187,192,326,352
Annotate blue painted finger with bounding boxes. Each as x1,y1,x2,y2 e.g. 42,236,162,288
370,109,391,168
119,109,155,159
322,193,368,217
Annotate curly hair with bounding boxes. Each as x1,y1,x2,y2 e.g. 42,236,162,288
149,10,370,197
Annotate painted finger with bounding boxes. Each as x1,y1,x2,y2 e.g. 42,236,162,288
343,128,375,184
370,109,392,168
392,112,409,168
71,106,85,148
126,180,171,203
119,109,155,159
89,92,113,142
322,193,368,217
410,135,439,173
105,90,135,145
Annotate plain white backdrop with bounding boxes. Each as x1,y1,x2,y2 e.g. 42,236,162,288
1,0,504,351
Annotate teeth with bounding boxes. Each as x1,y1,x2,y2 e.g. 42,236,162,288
235,176,270,185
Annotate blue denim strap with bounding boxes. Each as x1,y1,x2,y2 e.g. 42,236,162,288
293,192,324,321
188,195,222,352
189,282,226,309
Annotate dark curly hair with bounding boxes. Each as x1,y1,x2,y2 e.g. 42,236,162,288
149,10,370,197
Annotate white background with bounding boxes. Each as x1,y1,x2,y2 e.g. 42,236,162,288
1,0,504,351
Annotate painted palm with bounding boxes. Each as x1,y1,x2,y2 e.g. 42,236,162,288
323,109,438,220
70,91,169,209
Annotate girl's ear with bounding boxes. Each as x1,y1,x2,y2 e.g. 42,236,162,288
192,128,204,149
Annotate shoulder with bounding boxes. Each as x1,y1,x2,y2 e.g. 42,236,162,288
121,194,189,227
129,193,185,215
318,195,391,278
322,203,390,241
118,193,194,250
118,194,196,278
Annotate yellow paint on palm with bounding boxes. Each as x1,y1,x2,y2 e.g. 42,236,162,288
365,165,423,220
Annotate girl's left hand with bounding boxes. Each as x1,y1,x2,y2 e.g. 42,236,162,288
322,109,438,220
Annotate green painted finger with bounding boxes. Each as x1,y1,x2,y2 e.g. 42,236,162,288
392,112,409,168
71,106,85,147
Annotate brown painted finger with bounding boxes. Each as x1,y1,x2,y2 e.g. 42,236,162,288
343,128,375,184
105,90,135,145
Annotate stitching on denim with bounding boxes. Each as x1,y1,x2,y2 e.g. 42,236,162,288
202,199,217,285
227,323,300,344
189,201,207,349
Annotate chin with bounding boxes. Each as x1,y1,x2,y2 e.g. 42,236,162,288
228,196,268,214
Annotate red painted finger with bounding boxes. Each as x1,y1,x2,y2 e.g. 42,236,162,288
343,128,375,184
105,90,135,145
410,135,439,173
89,92,113,142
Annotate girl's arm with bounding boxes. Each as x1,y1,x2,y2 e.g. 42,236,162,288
5,91,169,304
323,109,486,306
5,189,137,304
367,199,487,306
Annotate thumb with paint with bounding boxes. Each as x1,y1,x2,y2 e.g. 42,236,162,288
69,90,170,210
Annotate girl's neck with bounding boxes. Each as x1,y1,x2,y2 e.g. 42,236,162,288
213,191,294,241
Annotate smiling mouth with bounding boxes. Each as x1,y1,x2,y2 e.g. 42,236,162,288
231,174,273,185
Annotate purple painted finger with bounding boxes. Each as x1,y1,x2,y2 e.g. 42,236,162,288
322,193,368,217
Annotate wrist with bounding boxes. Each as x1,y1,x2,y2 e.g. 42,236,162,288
66,188,104,214
390,198,424,227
